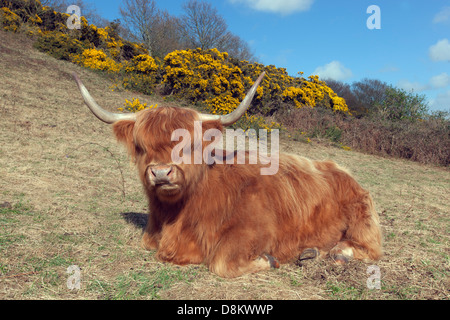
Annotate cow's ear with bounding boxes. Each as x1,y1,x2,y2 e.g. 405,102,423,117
113,120,136,155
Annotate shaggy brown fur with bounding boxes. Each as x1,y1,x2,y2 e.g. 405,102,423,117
113,106,382,278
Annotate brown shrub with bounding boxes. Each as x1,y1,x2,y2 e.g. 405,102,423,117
277,108,449,167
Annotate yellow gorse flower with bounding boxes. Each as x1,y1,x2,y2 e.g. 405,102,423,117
72,48,122,73
163,48,350,118
119,98,157,113
125,54,158,75
1,7,21,32
282,76,349,113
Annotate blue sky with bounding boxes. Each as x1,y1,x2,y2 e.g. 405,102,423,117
83,0,450,111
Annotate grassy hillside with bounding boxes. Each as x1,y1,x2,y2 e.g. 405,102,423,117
0,30,449,300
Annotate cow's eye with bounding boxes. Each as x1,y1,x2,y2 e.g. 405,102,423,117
135,144,144,154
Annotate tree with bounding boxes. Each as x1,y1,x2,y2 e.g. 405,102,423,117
150,11,183,59
329,78,389,117
325,79,364,117
40,0,68,12
377,86,429,121
327,78,430,120
179,0,255,61
180,0,227,50
119,0,185,59
217,32,256,62
119,0,159,55
352,78,389,113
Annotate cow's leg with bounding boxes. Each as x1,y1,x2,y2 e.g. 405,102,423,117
141,218,159,251
157,240,204,266
297,247,320,264
156,224,204,266
141,215,204,265
330,211,382,265
141,232,158,251
209,252,279,278
332,193,382,264
330,237,381,265
329,241,354,264
208,230,280,278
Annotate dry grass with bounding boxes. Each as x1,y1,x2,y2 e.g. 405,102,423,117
0,30,449,300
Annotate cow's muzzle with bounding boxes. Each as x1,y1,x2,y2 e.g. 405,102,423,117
150,165,173,185
146,164,184,201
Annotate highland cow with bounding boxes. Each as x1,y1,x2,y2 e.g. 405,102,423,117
74,72,382,278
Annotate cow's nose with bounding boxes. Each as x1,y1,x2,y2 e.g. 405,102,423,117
150,165,173,184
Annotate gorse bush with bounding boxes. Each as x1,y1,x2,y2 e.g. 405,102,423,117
121,54,160,93
162,48,349,117
282,75,348,113
72,48,122,73
162,48,245,107
0,0,72,33
125,54,158,75
34,31,87,60
1,7,21,32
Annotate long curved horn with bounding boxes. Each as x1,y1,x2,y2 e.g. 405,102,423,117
73,72,137,124
199,72,266,126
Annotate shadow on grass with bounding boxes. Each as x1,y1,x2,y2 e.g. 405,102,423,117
121,212,148,230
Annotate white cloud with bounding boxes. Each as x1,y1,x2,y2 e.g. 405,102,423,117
397,80,428,92
430,72,450,88
312,61,353,81
379,64,400,73
433,6,450,24
230,0,314,15
397,73,450,93
430,90,450,111
429,39,450,62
